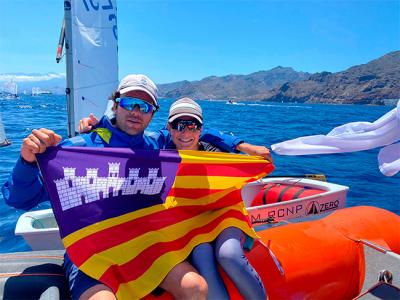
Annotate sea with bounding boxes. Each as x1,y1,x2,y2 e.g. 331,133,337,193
0,95,399,253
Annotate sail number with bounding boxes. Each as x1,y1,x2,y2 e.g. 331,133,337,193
82,0,118,40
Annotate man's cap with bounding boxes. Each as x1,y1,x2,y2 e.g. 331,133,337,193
168,97,203,124
117,74,159,108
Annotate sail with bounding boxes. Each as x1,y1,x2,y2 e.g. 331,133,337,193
64,0,118,136
271,100,400,176
0,113,11,147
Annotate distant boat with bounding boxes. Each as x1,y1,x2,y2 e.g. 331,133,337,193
226,99,238,105
2,80,19,100
31,87,52,96
0,113,11,147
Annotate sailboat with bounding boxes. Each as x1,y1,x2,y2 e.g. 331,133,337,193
0,0,399,299
0,112,11,147
2,80,19,100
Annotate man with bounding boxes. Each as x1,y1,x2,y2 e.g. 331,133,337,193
2,74,271,299
166,98,267,299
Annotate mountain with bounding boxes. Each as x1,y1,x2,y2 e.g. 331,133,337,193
2,51,399,104
159,52,400,104
158,67,310,100
262,51,400,105
0,73,66,95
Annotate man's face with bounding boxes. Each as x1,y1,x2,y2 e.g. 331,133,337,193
167,116,202,150
114,90,155,135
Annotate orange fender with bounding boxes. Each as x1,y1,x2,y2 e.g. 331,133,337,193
230,206,400,299
146,206,400,299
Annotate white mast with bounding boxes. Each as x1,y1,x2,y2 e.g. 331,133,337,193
63,0,119,137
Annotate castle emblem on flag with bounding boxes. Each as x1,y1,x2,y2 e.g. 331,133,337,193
53,162,166,211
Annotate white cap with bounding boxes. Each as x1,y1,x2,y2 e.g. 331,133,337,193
168,97,203,124
117,74,159,107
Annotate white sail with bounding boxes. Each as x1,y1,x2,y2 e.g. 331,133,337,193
0,113,11,147
271,100,400,176
3,80,18,99
64,0,118,136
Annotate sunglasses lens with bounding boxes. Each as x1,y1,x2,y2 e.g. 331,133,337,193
172,120,201,132
117,98,155,113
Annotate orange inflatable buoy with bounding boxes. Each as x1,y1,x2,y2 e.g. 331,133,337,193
144,206,400,299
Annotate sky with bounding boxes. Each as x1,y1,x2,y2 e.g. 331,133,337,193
0,0,399,83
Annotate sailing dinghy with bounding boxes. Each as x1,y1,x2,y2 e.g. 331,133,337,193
0,0,399,299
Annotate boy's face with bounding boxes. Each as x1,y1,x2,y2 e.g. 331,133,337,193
167,117,202,150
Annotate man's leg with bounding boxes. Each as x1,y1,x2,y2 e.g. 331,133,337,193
63,253,116,300
159,260,208,300
79,284,116,300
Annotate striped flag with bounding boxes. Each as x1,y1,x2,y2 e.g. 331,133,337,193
37,147,273,299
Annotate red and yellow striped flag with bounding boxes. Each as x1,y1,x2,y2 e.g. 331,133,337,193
37,147,274,299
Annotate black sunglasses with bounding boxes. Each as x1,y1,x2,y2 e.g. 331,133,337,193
170,119,202,132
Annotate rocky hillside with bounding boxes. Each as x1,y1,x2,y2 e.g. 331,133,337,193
159,51,400,105
159,67,310,100
261,51,400,104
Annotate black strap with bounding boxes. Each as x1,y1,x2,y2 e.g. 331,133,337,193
277,186,292,202
293,187,307,199
262,184,276,205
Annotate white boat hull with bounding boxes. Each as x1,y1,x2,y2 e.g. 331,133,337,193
15,177,349,251
15,209,63,250
242,177,348,224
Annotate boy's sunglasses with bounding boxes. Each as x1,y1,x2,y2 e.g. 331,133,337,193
171,119,202,132
116,97,157,114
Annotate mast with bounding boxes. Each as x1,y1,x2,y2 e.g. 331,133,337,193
56,20,65,64
63,1,75,137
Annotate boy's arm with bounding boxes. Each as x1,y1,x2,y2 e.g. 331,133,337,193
235,142,273,161
154,127,253,154
200,128,243,153
151,127,242,152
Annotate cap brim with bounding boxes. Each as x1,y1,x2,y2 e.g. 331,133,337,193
119,86,158,107
169,113,203,124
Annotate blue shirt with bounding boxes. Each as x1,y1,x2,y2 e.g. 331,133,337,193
2,116,242,210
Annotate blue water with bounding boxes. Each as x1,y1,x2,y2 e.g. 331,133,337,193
0,96,398,253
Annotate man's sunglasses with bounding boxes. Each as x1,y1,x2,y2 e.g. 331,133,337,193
116,97,157,114
170,119,202,132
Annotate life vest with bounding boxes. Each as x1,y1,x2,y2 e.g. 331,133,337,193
251,183,325,206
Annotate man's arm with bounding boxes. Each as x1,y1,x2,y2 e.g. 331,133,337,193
2,129,62,210
0,128,92,210
2,157,49,210
2,118,103,210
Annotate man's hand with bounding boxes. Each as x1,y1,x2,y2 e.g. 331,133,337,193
79,113,99,133
236,142,273,162
21,128,62,163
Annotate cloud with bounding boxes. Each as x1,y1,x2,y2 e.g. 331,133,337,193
0,73,66,82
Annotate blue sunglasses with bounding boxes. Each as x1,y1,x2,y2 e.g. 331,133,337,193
116,97,157,114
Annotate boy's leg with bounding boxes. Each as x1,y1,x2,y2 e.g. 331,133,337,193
215,227,266,300
191,243,229,299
